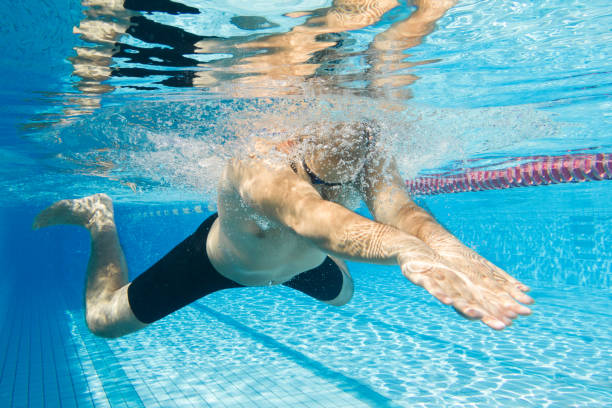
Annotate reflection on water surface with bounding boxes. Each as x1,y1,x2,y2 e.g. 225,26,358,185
67,0,453,117
4,0,610,205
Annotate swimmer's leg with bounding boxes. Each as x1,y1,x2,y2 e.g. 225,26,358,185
126,213,243,324
283,256,354,306
35,197,243,338
33,194,147,338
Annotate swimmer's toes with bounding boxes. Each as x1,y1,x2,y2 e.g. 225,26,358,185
33,194,112,229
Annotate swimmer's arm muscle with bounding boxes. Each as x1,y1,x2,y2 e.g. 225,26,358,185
359,152,532,297
359,150,454,245
228,158,437,265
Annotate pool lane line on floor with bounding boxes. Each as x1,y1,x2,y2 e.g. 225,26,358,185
59,274,210,408
229,286,612,397
67,314,145,408
58,276,142,408
191,303,401,408
0,287,23,407
42,278,612,406
40,253,611,405
35,271,100,408
42,291,86,408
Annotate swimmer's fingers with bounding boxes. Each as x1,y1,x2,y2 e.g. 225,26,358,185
400,263,490,325
448,288,517,331
442,262,532,323
482,258,534,302
498,277,534,306
452,305,480,320
475,258,534,305
458,282,532,329
495,290,532,317
434,269,514,329
439,246,534,305
401,261,527,330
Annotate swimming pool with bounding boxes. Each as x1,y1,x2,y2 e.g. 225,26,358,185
1,0,611,407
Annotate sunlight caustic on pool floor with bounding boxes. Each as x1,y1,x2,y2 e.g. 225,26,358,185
2,264,609,408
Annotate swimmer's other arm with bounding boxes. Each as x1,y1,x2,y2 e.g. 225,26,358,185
229,158,533,330
359,153,534,329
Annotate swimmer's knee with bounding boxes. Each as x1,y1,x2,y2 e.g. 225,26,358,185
85,297,144,339
86,310,123,338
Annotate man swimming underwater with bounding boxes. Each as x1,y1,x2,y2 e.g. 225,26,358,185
33,121,533,338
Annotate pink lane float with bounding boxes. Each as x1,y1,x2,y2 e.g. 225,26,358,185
406,153,612,195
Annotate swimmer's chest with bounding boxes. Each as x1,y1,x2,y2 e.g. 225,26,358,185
220,174,361,257
228,212,327,277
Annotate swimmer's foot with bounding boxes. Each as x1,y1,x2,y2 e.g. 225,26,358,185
33,193,115,232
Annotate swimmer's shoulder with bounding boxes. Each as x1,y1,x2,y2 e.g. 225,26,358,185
219,139,299,201
226,136,297,175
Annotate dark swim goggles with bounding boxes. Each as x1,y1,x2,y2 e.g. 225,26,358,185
290,160,344,187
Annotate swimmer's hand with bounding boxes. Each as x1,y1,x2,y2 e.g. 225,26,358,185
397,241,533,331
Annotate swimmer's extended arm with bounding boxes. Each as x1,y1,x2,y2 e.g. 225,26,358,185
359,152,455,244
230,157,531,330
360,149,510,266
228,158,432,265
357,150,534,329
359,150,535,287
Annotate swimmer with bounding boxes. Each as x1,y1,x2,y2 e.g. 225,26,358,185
33,121,533,338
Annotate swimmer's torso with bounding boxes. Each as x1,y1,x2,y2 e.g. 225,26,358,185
206,142,359,286
206,177,321,286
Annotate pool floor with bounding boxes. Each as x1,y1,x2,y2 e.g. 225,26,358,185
0,263,610,408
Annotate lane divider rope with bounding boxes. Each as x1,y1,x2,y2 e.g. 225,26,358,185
406,153,612,195
141,205,205,218
140,153,612,212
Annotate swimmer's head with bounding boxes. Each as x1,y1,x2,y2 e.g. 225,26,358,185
302,120,379,184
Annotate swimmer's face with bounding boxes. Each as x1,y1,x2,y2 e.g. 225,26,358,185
305,121,377,184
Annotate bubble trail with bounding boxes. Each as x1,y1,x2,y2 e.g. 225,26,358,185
406,153,612,195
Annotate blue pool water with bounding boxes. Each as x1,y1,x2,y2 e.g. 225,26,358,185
1,0,611,407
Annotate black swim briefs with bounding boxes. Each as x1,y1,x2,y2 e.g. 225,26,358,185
127,213,344,324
